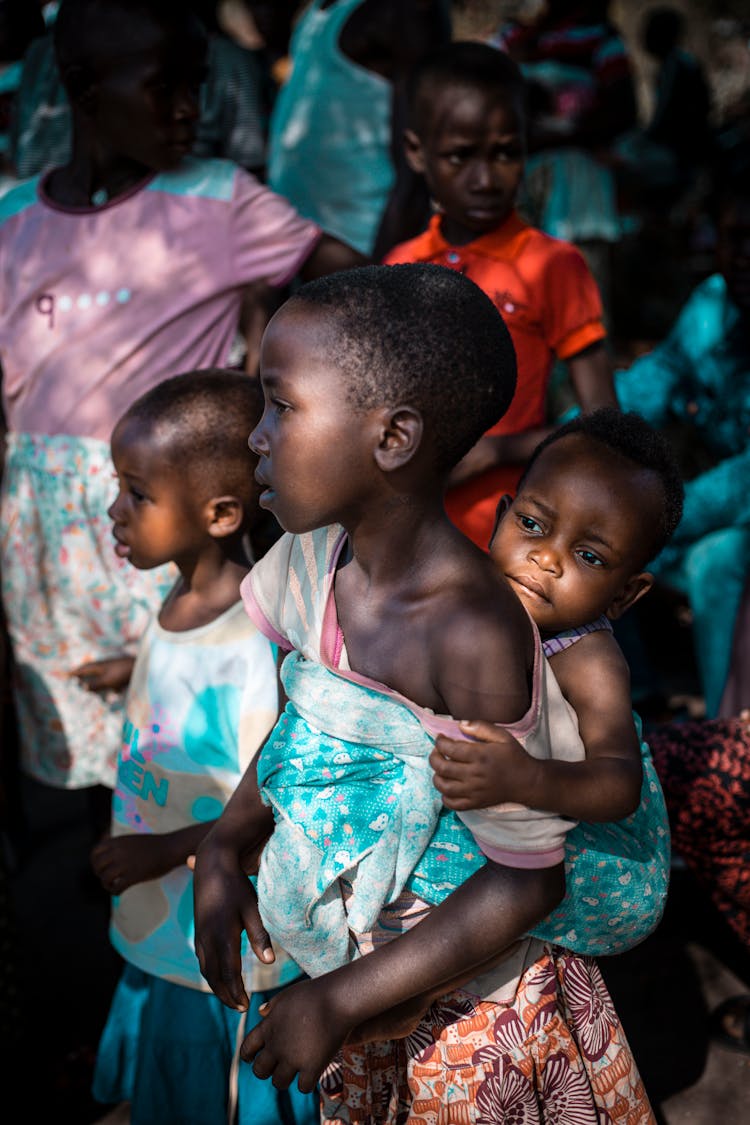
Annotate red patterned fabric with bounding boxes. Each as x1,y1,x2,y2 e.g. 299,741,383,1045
320,948,654,1123
649,716,750,951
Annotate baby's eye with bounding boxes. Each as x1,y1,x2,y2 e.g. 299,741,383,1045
577,549,604,567
272,398,290,415
518,514,542,533
129,486,147,503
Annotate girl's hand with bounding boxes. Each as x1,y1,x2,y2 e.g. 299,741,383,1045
193,832,275,1012
429,721,539,810
90,833,178,895
241,977,354,1093
71,655,135,693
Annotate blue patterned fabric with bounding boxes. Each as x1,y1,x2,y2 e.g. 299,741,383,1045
256,653,484,977
257,654,670,974
531,714,670,954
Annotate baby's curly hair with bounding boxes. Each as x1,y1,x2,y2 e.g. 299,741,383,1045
289,263,517,473
520,408,685,563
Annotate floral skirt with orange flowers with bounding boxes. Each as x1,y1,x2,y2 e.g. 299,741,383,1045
319,946,655,1125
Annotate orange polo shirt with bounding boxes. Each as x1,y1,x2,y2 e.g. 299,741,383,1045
384,212,605,549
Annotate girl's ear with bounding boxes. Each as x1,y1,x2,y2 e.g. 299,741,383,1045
404,129,426,175
606,572,654,621
373,406,424,472
206,496,244,538
488,494,514,550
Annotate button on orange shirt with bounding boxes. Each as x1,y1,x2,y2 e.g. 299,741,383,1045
384,212,605,549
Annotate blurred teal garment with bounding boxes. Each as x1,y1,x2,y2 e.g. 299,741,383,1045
616,274,750,545
267,0,394,255
615,273,750,715
93,964,320,1125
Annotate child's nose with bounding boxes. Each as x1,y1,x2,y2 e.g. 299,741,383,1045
470,159,499,192
107,495,122,523
248,421,267,456
530,543,561,575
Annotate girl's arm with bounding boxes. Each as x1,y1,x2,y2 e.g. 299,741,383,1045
431,631,642,822
241,859,564,1093
193,755,278,1009
70,655,135,693
566,341,617,412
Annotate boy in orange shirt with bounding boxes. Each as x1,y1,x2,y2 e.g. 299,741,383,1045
385,41,617,549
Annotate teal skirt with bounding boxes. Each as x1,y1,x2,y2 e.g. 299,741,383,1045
92,963,320,1125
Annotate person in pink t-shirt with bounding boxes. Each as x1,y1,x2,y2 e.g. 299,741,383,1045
0,0,364,810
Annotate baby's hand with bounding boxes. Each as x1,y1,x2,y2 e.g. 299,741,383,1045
430,720,539,810
71,656,135,693
90,833,177,895
241,977,354,1093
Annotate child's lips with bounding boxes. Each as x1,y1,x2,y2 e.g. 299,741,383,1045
112,533,131,559
254,468,275,505
509,575,550,604
466,200,506,221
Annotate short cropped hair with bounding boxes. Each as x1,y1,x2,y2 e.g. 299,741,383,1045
54,0,206,81
290,263,518,473
519,408,684,562
406,40,526,135
121,368,263,504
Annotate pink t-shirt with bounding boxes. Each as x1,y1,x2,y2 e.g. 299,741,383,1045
0,157,321,439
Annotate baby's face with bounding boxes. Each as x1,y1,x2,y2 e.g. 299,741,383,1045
489,435,658,635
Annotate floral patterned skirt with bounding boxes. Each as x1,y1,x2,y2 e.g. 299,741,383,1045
320,947,654,1124
1,432,174,789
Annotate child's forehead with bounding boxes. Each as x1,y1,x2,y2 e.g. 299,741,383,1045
525,435,663,529
86,12,205,75
419,81,522,135
526,434,639,493
270,299,344,348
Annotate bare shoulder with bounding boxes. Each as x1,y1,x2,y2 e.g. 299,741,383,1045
550,629,633,720
428,555,535,724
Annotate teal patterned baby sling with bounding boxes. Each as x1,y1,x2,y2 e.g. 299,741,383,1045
255,653,669,978
256,653,485,977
